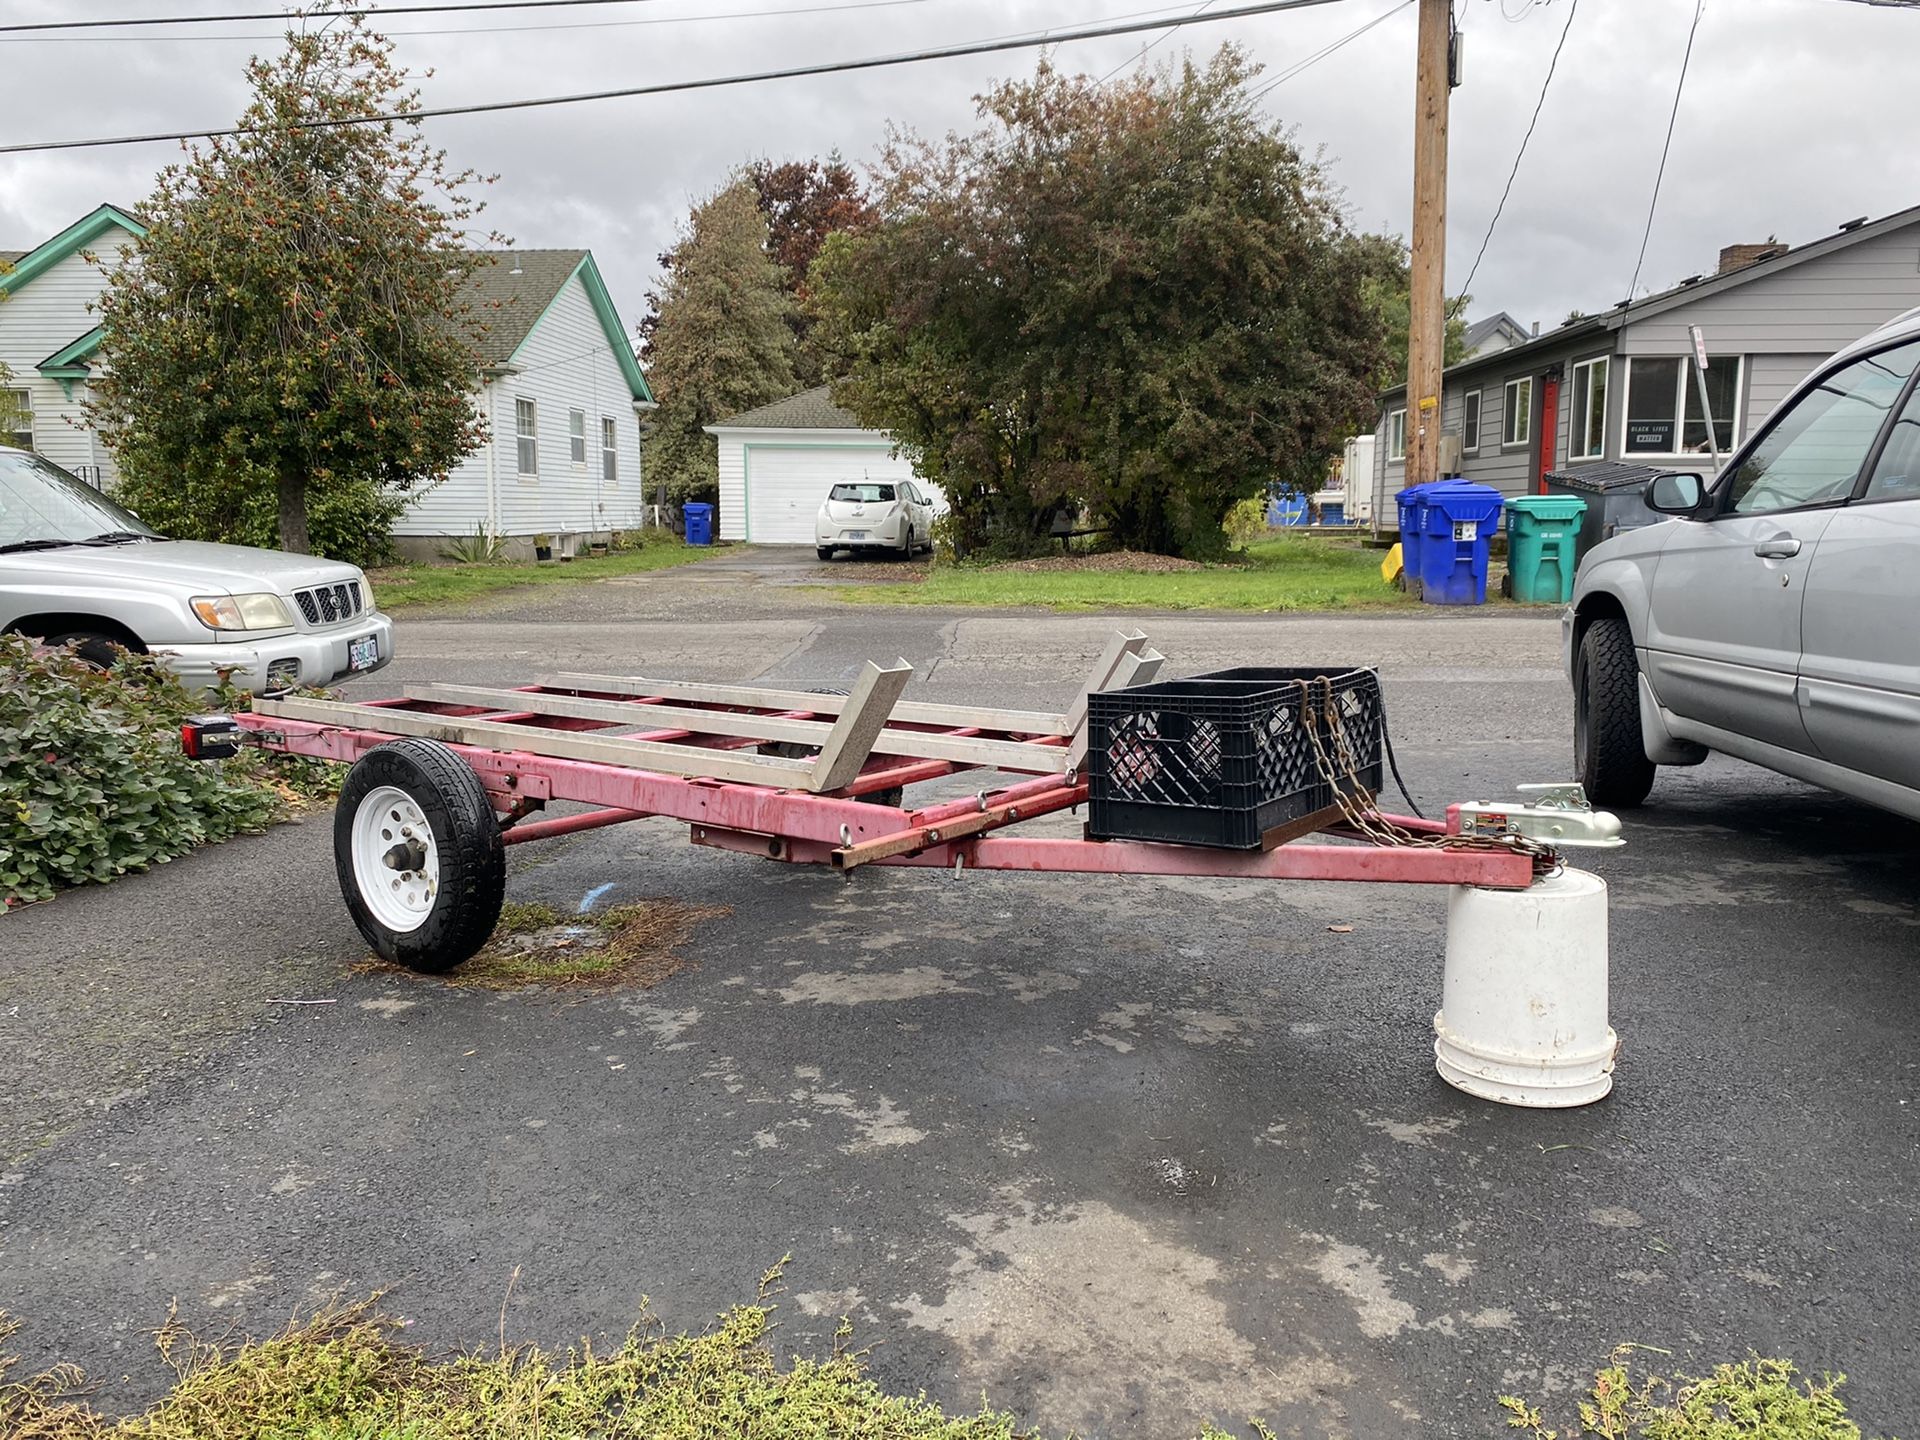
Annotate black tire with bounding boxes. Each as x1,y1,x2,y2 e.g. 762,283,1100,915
816,547,835,561
898,524,913,559
1575,617,1656,808
333,738,505,971
45,630,129,670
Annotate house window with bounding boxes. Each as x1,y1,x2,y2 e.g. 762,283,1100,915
1502,378,1533,448
1570,356,1609,461
1461,390,1481,455
1388,407,1407,461
569,408,587,466
1622,356,1742,456
3,389,31,451
600,416,617,483
514,397,538,476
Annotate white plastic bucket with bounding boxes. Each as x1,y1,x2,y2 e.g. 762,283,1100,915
1433,867,1616,1108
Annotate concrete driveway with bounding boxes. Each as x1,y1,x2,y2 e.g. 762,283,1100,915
3,557,1916,1438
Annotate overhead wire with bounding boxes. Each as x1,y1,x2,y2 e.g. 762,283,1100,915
0,0,1355,156
1625,0,1705,302
1459,0,1577,298
0,0,944,43
1246,0,1411,100
1097,0,1215,83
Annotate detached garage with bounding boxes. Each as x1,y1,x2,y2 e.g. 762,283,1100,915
706,386,943,543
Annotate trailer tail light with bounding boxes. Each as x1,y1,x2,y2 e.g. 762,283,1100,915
181,715,243,760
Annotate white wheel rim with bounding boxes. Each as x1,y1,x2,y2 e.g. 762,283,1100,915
351,785,441,933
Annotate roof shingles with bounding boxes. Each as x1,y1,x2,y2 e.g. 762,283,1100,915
709,386,866,430
461,249,586,365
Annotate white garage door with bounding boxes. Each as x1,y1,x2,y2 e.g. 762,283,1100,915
746,444,923,544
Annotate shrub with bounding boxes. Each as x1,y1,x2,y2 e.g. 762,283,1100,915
437,524,507,564
112,469,403,570
0,637,289,906
1223,496,1270,550
1500,1352,1880,1440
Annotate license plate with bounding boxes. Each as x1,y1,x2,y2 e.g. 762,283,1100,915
844,530,868,541
347,634,380,672
1452,521,1478,542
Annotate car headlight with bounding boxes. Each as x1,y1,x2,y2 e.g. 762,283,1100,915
191,592,295,632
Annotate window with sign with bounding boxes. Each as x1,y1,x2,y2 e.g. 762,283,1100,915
1502,377,1532,448
1387,407,1406,461
1569,356,1608,461
1623,355,1741,456
1461,390,1481,455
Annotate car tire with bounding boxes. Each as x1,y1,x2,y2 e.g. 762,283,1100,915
898,524,914,559
334,737,505,972
1575,617,1656,808
45,630,130,670
816,547,835,561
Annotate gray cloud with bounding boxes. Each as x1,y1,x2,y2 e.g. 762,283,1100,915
1,0,1912,343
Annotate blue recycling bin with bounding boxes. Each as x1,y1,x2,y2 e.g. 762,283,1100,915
1394,478,1474,593
682,502,714,546
1416,483,1503,605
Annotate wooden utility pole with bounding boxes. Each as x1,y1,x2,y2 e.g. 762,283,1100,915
1405,0,1452,488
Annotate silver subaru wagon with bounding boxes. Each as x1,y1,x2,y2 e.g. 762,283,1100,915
1567,307,1920,821
0,446,393,693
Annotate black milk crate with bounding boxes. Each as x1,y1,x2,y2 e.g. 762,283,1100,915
1086,667,1384,849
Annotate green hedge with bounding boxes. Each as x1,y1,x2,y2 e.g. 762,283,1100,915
0,636,286,906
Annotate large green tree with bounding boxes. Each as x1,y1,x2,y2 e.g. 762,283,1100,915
642,181,798,502
90,6,494,562
1353,232,1470,391
745,156,875,383
809,48,1389,559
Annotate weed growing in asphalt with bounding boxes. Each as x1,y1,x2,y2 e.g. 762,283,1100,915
359,898,729,990
1499,1350,1881,1439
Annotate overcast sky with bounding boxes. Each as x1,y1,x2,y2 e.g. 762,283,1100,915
1,0,1913,343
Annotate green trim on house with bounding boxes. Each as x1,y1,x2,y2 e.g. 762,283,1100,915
0,205,144,296
505,253,654,405
38,325,106,372
739,438,898,544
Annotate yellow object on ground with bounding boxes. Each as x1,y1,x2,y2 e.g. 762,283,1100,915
1380,542,1404,586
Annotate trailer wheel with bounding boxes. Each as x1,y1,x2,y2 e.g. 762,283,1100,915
334,738,505,971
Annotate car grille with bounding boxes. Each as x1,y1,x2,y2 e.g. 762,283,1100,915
294,581,363,627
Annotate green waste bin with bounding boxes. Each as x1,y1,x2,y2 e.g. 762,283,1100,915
1503,494,1587,604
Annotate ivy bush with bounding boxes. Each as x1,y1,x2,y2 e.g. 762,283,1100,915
0,636,286,906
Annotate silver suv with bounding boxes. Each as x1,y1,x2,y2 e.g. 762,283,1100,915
1567,308,1920,821
0,447,393,692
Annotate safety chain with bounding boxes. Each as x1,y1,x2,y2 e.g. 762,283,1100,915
1291,678,1559,876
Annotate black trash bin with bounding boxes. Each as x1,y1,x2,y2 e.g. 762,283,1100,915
1542,462,1670,568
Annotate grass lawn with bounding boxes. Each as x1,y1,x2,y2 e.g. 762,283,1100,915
828,536,1420,613
370,537,711,613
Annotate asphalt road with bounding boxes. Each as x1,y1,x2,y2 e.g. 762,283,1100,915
3,549,1916,1439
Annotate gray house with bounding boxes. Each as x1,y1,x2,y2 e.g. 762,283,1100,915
1371,203,1920,528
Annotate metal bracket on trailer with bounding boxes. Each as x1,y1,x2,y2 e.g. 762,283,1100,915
1449,783,1624,849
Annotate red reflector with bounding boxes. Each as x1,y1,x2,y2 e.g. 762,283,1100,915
181,715,242,760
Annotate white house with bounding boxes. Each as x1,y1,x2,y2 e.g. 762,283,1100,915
391,247,656,561
0,203,145,488
0,205,654,558
705,386,945,543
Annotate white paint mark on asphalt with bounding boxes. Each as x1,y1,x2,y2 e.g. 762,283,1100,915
1363,1114,1464,1148
578,882,619,914
358,997,417,1017
897,1186,1357,1436
795,1287,865,1317
1586,1206,1644,1230
269,1171,313,1197
775,967,976,1005
1307,1237,1418,1339
1422,1253,1475,1284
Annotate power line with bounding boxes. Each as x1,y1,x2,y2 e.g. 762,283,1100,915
0,0,665,35
1459,0,1577,298
0,0,1354,155
0,0,943,43
1098,0,1215,83
1246,0,1410,99
1625,0,1703,301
